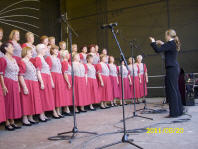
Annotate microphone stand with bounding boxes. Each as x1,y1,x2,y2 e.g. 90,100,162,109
96,25,142,149
122,41,153,122
133,42,162,114
54,16,97,143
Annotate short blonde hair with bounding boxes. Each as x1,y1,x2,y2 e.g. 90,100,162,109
36,44,46,53
59,41,66,47
40,35,48,43
50,45,59,55
25,32,34,40
49,36,55,41
137,55,143,61
21,47,32,58
9,29,19,40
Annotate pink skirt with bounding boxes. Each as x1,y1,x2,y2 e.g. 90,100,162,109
0,86,6,123
51,72,66,107
118,77,131,100
87,78,100,104
98,75,113,102
40,73,55,111
4,78,22,119
130,76,141,98
110,76,120,98
63,74,73,106
139,75,148,97
20,80,43,116
74,76,88,106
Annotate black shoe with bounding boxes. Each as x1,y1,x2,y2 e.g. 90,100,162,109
63,112,73,116
135,101,140,104
105,106,110,108
165,115,179,118
75,111,80,114
29,121,39,125
39,118,47,122
114,103,118,107
80,109,87,113
5,125,15,131
10,124,21,129
22,122,32,126
100,106,106,109
58,114,64,118
52,115,60,119
45,117,51,121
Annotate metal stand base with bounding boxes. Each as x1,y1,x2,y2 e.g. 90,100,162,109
96,134,143,149
58,127,97,143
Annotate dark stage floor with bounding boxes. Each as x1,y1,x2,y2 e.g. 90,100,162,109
0,98,197,149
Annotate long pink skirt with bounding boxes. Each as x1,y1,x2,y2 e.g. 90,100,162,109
118,77,131,100
51,72,66,107
139,75,148,97
98,75,113,102
0,85,6,123
110,76,120,98
4,78,22,119
130,76,134,99
63,74,73,106
74,76,88,106
20,80,43,116
130,76,141,98
87,78,100,104
40,73,55,112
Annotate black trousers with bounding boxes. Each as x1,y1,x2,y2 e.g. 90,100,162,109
165,66,183,117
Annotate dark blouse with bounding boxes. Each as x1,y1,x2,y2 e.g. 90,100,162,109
151,40,179,68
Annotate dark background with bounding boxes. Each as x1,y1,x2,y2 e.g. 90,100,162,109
0,0,61,44
0,0,197,97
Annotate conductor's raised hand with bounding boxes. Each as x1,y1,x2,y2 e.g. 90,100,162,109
149,37,155,43
156,40,164,45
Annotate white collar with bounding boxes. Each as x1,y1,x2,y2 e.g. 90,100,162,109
169,38,174,41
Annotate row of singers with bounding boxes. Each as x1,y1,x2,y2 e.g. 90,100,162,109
0,29,148,131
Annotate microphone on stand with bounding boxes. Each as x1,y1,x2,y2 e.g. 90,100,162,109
61,14,67,23
115,29,119,35
101,22,118,29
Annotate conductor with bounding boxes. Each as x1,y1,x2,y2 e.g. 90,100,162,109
149,29,184,117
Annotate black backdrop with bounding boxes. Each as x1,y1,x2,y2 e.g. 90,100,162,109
0,0,61,44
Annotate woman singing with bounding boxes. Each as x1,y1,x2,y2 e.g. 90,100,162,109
0,42,22,130
149,29,184,117
18,47,43,126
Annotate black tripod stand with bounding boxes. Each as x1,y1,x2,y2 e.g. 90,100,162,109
133,43,164,114
136,57,156,114
48,15,97,143
121,41,153,122
97,23,143,149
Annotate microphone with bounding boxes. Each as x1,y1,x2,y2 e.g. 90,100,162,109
61,14,67,23
101,22,118,29
115,29,119,34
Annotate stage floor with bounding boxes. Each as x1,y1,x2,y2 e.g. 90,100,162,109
0,98,198,149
